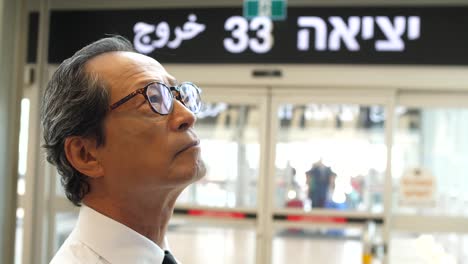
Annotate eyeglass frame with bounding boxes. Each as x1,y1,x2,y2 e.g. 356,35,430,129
109,81,202,115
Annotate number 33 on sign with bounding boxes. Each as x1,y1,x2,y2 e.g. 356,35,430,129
224,16,274,54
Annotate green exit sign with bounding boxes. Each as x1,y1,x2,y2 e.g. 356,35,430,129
243,0,287,21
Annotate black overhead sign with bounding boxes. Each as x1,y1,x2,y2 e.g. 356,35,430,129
45,6,468,65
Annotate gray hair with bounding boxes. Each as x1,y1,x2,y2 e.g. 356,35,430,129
41,36,135,206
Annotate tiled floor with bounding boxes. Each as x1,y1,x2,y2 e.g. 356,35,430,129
168,225,256,264
167,224,374,264
168,224,467,264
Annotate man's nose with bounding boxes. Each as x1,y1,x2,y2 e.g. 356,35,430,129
169,100,196,131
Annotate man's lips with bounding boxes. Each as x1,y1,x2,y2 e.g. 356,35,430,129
177,139,200,155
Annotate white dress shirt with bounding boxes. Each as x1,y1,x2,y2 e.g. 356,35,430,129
50,205,175,264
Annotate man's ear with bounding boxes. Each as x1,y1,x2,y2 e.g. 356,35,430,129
64,136,104,178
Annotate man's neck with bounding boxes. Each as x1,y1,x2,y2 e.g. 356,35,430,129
82,188,181,248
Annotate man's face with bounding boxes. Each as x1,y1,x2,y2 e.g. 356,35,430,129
87,51,203,196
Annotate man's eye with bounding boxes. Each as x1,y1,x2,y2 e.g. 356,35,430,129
149,95,160,103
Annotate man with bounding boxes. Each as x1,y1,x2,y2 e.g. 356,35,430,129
41,36,205,263
306,159,336,208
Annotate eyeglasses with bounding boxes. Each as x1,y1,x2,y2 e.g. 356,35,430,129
109,82,202,115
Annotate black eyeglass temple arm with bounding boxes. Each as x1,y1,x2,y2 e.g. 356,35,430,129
109,88,146,110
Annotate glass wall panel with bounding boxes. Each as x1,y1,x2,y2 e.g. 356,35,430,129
390,232,467,264
274,104,386,213
54,212,78,253
15,214,23,264
272,226,383,264
15,98,30,264
393,107,468,217
167,222,255,264
177,102,260,208
55,171,66,197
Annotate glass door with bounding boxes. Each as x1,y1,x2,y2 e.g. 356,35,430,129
390,92,468,264
267,87,394,264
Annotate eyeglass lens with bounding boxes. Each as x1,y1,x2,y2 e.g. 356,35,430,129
146,83,201,115
179,83,202,113
147,83,172,114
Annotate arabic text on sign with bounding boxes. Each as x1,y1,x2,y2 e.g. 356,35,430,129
133,14,206,54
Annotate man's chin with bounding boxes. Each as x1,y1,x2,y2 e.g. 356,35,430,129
171,159,205,186
195,159,206,181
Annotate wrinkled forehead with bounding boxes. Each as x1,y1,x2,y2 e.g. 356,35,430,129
85,51,176,101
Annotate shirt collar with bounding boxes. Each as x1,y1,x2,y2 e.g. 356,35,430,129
74,204,166,264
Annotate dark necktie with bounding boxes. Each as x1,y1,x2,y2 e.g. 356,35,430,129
162,250,177,264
